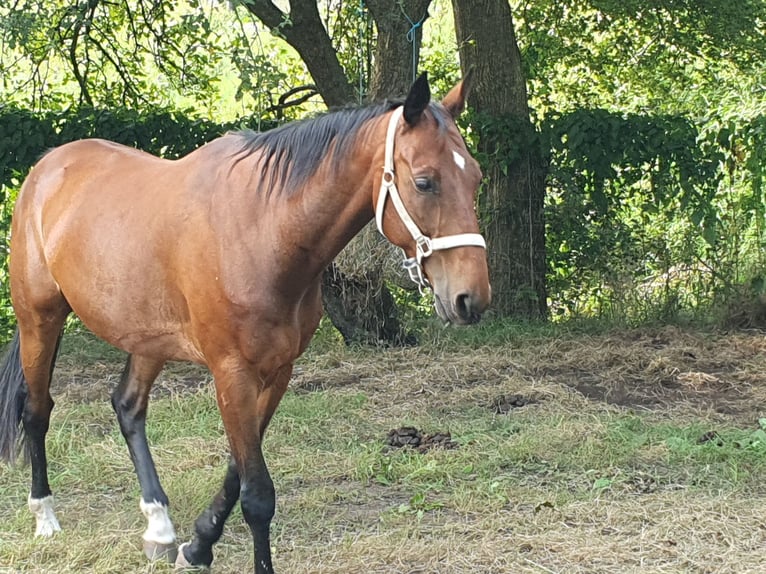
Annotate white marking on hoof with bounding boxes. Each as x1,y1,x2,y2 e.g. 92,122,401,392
175,543,193,568
174,542,210,572
453,150,466,170
140,499,177,546
28,494,61,537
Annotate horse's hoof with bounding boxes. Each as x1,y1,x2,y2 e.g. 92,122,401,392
174,542,210,572
144,539,178,563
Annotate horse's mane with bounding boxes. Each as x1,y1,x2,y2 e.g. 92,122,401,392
232,100,450,196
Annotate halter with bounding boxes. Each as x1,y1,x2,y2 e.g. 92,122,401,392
375,106,487,290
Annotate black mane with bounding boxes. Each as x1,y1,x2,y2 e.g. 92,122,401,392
232,100,451,196
233,100,400,196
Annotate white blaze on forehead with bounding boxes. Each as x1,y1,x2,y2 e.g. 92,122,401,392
452,150,466,170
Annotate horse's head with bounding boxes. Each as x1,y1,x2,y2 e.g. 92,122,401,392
374,73,491,325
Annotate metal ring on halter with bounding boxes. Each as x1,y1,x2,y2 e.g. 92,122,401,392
415,236,433,261
403,257,429,292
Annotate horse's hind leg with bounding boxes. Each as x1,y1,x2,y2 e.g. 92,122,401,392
111,354,177,562
16,313,68,537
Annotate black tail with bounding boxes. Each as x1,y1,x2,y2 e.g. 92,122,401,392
0,330,28,464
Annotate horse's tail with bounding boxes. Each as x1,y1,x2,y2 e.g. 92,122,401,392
0,330,28,464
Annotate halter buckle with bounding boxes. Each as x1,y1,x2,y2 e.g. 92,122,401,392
382,169,395,187
415,236,433,261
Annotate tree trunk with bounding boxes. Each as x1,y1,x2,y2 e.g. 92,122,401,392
451,0,548,318
328,0,432,345
366,0,431,99
321,263,416,346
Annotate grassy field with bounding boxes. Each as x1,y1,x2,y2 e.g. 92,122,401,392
1,323,766,573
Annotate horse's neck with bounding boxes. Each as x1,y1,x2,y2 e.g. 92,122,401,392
211,116,388,292
287,119,386,268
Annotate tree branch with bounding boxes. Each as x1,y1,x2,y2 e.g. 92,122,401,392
235,0,354,107
64,0,101,106
262,84,319,119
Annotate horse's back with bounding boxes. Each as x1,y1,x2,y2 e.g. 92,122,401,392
11,138,218,361
17,139,175,224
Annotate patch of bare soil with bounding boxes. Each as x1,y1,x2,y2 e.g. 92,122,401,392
292,373,361,393
515,326,764,417
490,393,540,413
328,327,763,424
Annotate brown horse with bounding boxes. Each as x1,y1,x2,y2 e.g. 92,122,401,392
0,74,490,573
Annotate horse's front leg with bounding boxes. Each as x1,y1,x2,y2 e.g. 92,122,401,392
177,363,292,573
176,456,240,568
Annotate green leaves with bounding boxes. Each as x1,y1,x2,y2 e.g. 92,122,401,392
542,107,766,319
1,0,229,110
0,105,266,189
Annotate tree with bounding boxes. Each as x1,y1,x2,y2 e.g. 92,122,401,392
365,0,431,97
451,0,547,318
515,0,766,117
235,0,354,108
0,0,224,110
239,1,431,103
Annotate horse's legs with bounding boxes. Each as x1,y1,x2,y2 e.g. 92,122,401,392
111,354,177,561
17,316,66,537
176,456,240,568
177,364,292,573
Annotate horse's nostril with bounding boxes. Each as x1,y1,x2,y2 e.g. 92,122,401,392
455,293,472,318
454,292,483,324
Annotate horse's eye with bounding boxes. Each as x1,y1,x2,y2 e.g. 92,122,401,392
414,177,436,194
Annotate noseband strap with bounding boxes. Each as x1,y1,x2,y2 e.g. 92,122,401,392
375,106,487,290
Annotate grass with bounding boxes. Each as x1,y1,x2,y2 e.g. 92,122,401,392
2,323,766,572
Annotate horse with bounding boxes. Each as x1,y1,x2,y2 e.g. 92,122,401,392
0,73,490,573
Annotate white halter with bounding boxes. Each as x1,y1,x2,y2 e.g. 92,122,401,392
375,106,487,290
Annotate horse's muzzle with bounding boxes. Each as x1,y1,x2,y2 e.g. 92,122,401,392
454,292,484,324
434,291,488,325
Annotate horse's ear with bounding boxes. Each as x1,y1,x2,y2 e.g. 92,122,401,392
442,69,474,119
403,73,431,126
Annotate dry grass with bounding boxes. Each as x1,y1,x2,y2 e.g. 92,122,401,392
2,325,766,573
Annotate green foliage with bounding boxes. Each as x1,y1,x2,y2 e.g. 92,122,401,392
456,98,766,324
461,110,540,172
0,105,253,189
0,0,225,110
542,107,766,321
515,0,766,117
1,1,319,120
